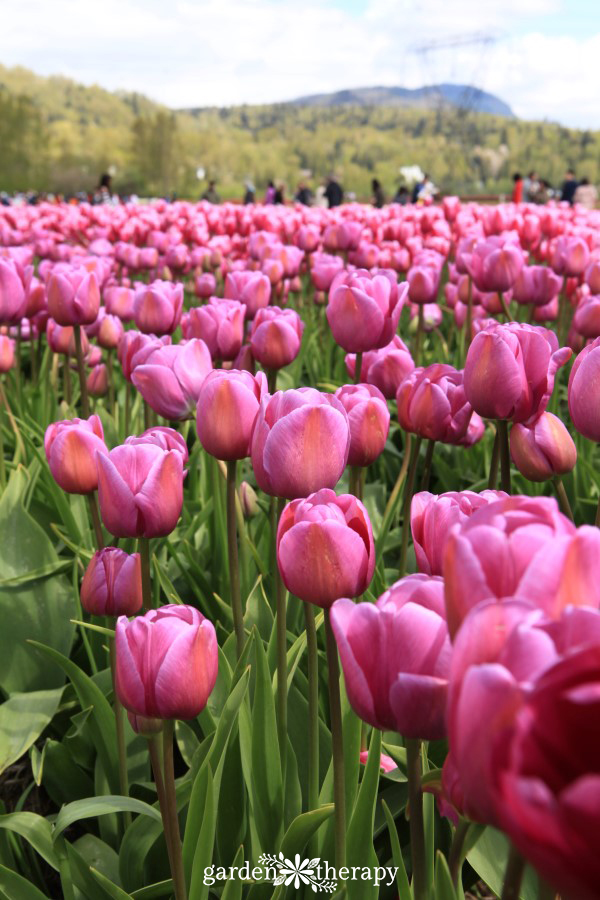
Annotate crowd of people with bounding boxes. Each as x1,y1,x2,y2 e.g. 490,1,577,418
512,169,598,209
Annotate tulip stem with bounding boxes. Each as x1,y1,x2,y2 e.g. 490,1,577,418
399,436,422,577
553,477,574,521
499,292,514,322
139,537,152,612
501,844,525,900
73,324,90,417
488,427,500,490
226,459,245,657
109,635,131,830
498,419,511,494
0,400,5,490
465,276,473,358
376,432,411,558
420,439,436,492
304,601,319,833
415,305,425,366
87,492,104,549
63,357,72,406
324,608,346,869
162,720,187,900
14,325,22,407
354,352,363,384
124,381,131,440
148,733,175,877
349,465,363,501
275,496,288,766
405,738,426,900
267,369,277,394
107,350,116,424
448,819,470,887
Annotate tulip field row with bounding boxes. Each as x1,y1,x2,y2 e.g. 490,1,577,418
1,196,599,900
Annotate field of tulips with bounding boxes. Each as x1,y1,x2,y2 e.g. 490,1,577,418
1,195,600,900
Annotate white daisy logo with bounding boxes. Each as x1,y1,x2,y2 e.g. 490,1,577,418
257,853,337,892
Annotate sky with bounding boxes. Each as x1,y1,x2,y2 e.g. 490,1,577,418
2,0,600,127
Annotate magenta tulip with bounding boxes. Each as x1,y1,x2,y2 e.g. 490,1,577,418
181,298,246,361
331,574,450,739
96,443,184,538
115,605,218,720
131,340,212,420
81,548,142,617
196,369,266,460
44,415,108,494
444,495,600,637
133,281,183,335
568,336,600,440
126,426,189,465
397,364,473,444
462,239,524,293
87,363,108,397
0,335,15,372
551,235,590,276
510,411,576,482
250,388,350,498
47,267,100,326
411,489,507,576
326,271,408,352
334,383,390,466
345,335,414,399
249,306,304,370
511,265,562,307
224,270,271,318
0,259,27,324
277,489,375,607
464,322,571,424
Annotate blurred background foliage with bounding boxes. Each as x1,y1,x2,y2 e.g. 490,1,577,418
2,63,600,200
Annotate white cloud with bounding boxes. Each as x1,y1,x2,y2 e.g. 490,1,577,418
0,0,599,127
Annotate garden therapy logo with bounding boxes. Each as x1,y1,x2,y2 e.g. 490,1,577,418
203,853,399,889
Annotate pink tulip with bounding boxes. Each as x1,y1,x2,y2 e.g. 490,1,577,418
407,265,441,305
0,335,15,372
47,267,100,326
464,322,571,424
323,221,362,252
277,489,375,607
181,298,246,361
131,339,212,420
224,270,271,318
194,273,217,300
249,306,304,370
296,225,320,253
444,495,600,637
327,272,407,352
118,331,170,382
584,259,600,294
345,335,414,399
87,363,108,397
96,443,184,537
81,548,142,617
411,489,508,576
196,369,266,460
97,314,124,350
568,336,600,439
104,285,135,322
551,234,590,276
115,605,218,720
397,364,474,444
331,574,451,739
133,281,183,335
510,411,576,482
573,294,600,338
511,265,562,307
126,426,189,465
334,383,390,467
462,239,524,293
0,259,27,324
44,415,108,494
250,388,350,498
310,252,344,291
47,319,89,357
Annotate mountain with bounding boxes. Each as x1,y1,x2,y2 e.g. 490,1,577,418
289,84,514,118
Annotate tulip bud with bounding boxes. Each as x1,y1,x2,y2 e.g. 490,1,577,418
44,415,108,494
0,335,15,373
115,605,218,720
249,306,304,370
87,363,108,397
568,337,600,440
334,383,390,467
80,548,143,617
47,268,101,326
196,369,266,460
510,412,576,482
239,481,259,518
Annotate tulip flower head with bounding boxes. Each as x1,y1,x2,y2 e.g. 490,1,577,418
326,271,408,353
510,411,576,482
115,605,218,720
397,363,474,444
131,339,212,420
334,383,390,467
277,489,375,607
196,368,266,460
44,415,108,494
249,305,304,370
81,548,142,617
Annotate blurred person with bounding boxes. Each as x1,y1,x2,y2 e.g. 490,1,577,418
94,173,113,205
523,170,539,202
295,182,313,206
243,181,256,204
264,180,276,204
314,183,328,208
325,175,343,208
574,177,598,209
274,183,285,204
534,179,552,204
511,172,523,203
202,180,220,203
419,173,438,202
393,185,410,205
560,169,578,205
371,178,385,208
